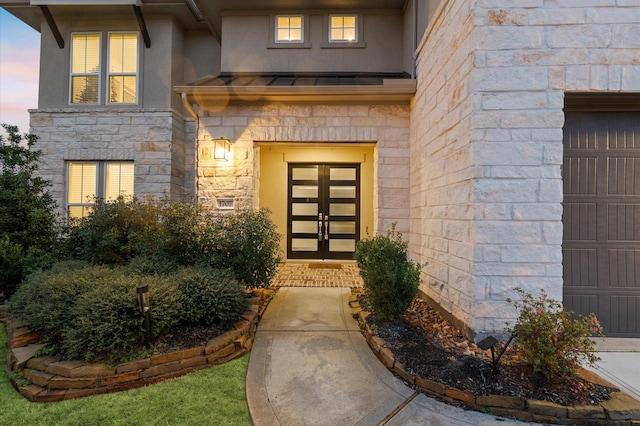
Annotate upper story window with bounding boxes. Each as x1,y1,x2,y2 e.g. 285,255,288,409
71,33,101,104
108,33,138,104
276,15,303,43
70,32,139,105
329,15,357,42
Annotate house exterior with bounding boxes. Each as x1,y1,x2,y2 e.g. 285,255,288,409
2,0,639,340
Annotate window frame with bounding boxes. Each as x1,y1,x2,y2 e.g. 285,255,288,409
321,13,365,49
107,31,140,105
66,161,135,221
275,14,304,44
69,32,102,105
268,14,311,49
329,15,358,43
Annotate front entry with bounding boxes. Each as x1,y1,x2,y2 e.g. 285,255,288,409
287,164,360,260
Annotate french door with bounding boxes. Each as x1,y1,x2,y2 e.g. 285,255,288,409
287,164,360,260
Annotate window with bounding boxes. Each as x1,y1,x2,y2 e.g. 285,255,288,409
70,33,101,104
330,15,357,42
70,32,139,105
108,33,138,104
67,161,134,219
276,15,303,43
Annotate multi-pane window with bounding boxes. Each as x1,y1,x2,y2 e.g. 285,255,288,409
70,33,101,104
67,161,134,220
330,15,357,42
108,33,138,104
70,32,138,105
276,15,303,43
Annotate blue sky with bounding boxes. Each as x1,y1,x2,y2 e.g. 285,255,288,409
0,8,40,135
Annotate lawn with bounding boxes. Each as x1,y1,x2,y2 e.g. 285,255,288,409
0,326,252,426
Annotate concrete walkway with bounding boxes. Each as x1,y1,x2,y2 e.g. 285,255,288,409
246,287,533,425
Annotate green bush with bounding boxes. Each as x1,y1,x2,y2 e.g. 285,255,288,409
8,263,183,363
506,288,604,384
175,266,249,326
0,124,60,297
62,197,163,265
354,225,422,320
204,209,282,288
63,198,282,289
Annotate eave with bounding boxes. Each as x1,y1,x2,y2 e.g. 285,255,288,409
176,79,416,112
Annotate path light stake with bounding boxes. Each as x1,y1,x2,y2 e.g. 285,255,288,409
136,282,151,348
478,334,515,373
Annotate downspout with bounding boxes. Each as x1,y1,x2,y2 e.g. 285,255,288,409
181,92,200,205
412,0,418,78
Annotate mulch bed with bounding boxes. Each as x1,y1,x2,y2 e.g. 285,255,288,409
359,294,615,407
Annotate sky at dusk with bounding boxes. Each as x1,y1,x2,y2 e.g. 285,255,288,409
0,8,40,135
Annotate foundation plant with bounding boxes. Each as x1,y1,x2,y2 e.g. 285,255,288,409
506,288,604,386
354,225,423,321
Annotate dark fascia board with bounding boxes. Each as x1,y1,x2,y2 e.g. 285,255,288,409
175,80,416,108
564,93,640,111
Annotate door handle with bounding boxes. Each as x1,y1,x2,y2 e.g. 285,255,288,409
324,215,329,240
318,213,323,242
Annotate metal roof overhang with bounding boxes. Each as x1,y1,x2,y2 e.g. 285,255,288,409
176,79,417,114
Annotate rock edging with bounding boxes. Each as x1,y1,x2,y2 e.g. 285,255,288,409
349,295,640,425
3,289,275,402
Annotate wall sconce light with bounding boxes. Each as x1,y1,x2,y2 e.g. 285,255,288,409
213,138,231,161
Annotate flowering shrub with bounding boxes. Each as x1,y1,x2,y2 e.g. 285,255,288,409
506,288,604,384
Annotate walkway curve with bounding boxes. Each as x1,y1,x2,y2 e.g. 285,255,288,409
246,287,533,425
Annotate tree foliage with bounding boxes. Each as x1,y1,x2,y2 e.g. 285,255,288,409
0,124,59,297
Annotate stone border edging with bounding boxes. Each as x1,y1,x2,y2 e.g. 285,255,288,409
349,295,640,425
3,289,275,402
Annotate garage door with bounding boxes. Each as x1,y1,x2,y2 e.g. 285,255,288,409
563,102,640,337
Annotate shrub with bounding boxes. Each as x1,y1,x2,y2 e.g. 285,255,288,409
354,225,422,320
0,124,60,297
204,209,282,288
8,263,182,363
506,288,604,384
62,197,163,265
175,266,249,326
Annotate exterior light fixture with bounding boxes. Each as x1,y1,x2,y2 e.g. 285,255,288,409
136,282,151,347
213,138,231,161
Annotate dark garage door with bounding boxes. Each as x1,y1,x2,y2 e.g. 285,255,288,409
563,98,640,337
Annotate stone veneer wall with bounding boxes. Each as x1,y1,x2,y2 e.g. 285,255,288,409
412,0,640,339
30,109,194,218
196,104,412,233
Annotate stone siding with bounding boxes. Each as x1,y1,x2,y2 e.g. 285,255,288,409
412,0,640,339
197,104,411,233
29,109,194,218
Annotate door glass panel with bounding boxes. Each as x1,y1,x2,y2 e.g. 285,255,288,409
330,221,355,234
330,239,355,252
329,186,356,198
292,238,317,251
292,221,317,234
330,203,356,216
292,185,318,198
292,167,318,181
330,168,356,181
292,203,318,216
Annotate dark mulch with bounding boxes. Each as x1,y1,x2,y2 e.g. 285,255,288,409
359,294,615,407
153,323,232,354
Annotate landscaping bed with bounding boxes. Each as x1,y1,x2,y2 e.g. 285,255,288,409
4,289,274,402
352,292,640,424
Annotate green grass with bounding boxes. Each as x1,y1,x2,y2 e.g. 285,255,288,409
0,325,252,426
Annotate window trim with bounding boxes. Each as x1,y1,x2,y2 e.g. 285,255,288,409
69,32,102,105
268,14,311,49
107,31,140,105
66,161,135,221
321,14,365,49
